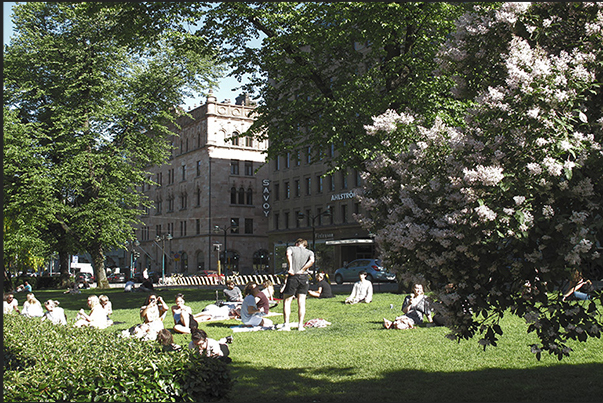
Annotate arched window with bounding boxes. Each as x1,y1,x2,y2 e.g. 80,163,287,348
238,187,245,204
230,186,237,204
246,188,253,205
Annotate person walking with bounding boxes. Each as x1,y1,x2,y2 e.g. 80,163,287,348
279,238,315,331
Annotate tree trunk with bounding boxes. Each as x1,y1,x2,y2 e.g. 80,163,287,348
90,242,110,289
59,250,71,289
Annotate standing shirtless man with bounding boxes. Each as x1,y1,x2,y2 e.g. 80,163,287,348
279,238,315,331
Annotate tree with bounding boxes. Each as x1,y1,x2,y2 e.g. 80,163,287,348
197,2,479,170
3,2,221,288
357,2,603,359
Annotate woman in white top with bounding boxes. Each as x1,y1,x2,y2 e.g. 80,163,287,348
140,293,169,335
42,299,67,325
22,293,44,317
74,295,109,329
345,271,373,304
99,295,113,326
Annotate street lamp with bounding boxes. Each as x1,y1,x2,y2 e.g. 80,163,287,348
297,206,332,278
155,233,172,285
126,239,140,280
213,219,238,280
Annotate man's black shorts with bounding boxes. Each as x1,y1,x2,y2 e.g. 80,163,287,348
282,273,309,296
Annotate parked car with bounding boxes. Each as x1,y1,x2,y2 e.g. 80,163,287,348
197,270,223,278
75,272,95,283
107,272,126,283
333,259,396,284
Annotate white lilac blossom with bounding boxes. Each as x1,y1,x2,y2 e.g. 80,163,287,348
357,3,602,359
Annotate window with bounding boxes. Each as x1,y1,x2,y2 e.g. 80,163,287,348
156,200,162,215
196,188,201,206
231,187,237,204
328,143,335,158
341,204,348,223
230,218,239,234
317,175,323,193
245,218,253,234
274,213,279,230
180,193,188,210
305,209,311,227
244,161,253,176
196,161,201,176
167,196,174,212
180,220,187,237
230,160,239,175
329,174,335,191
285,182,290,199
274,182,280,201
157,172,162,187
285,152,291,169
306,146,312,164
341,170,348,189
295,179,300,197
305,176,311,195
246,188,253,205
196,219,200,235
245,136,253,147
238,187,245,204
156,224,162,237
295,211,301,228
317,208,324,226
284,212,290,229
231,132,239,146
355,169,362,187
295,150,301,166
181,165,186,181
275,156,280,171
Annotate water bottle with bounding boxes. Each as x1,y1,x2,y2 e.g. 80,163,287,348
390,304,394,309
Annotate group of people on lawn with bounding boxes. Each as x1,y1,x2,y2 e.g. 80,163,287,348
7,237,595,363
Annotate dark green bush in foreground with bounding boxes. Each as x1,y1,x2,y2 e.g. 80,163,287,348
3,315,232,402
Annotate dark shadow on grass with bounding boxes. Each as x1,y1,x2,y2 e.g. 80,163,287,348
227,362,603,402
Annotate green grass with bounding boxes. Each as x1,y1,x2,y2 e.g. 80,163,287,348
21,287,603,402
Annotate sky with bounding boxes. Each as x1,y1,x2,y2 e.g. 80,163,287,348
3,2,254,109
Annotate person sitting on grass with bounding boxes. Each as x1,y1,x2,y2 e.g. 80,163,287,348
345,271,373,304
383,284,433,330
188,328,232,363
42,299,67,325
172,293,199,334
99,294,113,326
3,293,20,315
140,293,169,339
21,293,44,318
74,295,109,329
223,279,243,302
156,328,182,352
241,282,273,327
308,272,334,298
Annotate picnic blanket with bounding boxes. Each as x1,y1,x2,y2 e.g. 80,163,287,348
230,319,331,332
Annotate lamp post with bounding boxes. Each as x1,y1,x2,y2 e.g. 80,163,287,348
297,206,332,279
213,219,238,280
155,233,172,285
126,239,140,280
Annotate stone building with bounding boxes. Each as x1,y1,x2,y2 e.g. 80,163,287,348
266,147,375,276
133,92,270,277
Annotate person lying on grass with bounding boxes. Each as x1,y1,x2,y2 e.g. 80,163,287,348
383,284,433,330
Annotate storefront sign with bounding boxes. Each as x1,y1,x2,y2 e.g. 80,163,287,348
262,179,270,217
331,189,357,202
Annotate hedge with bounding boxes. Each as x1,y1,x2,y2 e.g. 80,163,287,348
3,315,232,402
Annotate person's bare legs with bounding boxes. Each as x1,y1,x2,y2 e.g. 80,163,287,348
297,293,307,331
280,294,294,330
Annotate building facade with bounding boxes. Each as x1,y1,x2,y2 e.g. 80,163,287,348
133,92,270,277
266,146,375,276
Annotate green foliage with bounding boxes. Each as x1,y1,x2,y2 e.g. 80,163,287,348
3,2,221,287
196,2,475,170
3,314,232,402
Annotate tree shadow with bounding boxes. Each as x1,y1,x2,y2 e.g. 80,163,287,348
227,362,603,402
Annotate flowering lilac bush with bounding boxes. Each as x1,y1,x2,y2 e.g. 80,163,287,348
357,3,602,359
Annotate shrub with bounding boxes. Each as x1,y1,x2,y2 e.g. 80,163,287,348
3,315,232,402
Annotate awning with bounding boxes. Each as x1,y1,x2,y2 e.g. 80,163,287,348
325,238,374,246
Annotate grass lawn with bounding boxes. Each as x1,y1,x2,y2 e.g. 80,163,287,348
21,286,603,402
